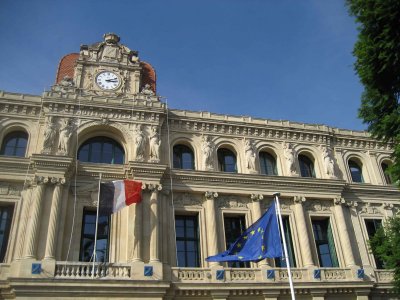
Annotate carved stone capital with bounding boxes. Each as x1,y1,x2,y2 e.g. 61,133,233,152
293,195,306,204
345,201,358,208
383,202,394,210
35,176,49,185
50,177,66,185
334,197,346,206
147,183,162,191
205,191,218,200
250,194,264,202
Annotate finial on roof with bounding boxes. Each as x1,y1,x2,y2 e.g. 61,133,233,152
103,33,120,44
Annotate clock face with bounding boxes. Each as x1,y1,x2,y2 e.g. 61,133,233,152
96,71,120,90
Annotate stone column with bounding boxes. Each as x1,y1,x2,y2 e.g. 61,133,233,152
205,191,219,266
149,184,162,262
293,196,314,267
334,198,357,267
23,176,48,259
130,183,145,262
44,178,66,260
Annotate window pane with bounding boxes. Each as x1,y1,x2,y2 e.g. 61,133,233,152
381,163,392,184
299,155,315,178
78,137,124,165
173,145,194,170
349,160,364,183
0,206,14,262
1,132,28,157
80,210,110,262
275,216,296,267
175,215,200,267
312,219,338,267
224,215,249,268
218,149,237,173
260,152,277,175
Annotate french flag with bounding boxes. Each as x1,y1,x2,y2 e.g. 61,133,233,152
99,180,142,215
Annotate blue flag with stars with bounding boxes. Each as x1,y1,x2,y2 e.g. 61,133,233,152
206,201,282,262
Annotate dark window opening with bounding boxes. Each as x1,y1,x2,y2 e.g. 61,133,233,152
349,160,364,183
78,136,124,164
298,154,315,178
224,215,249,268
0,131,28,157
365,219,384,269
260,152,278,175
275,216,296,267
173,145,195,170
218,148,237,173
175,215,200,267
312,218,339,267
381,162,392,184
0,205,14,262
79,209,110,263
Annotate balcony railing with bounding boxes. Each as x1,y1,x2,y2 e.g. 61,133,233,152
55,262,131,279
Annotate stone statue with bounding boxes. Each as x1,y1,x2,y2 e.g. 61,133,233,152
42,117,58,154
133,124,146,161
58,119,73,154
283,142,297,176
202,135,214,170
321,146,336,178
149,126,161,162
244,139,256,172
140,84,155,96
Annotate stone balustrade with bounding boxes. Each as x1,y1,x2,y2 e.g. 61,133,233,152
55,262,131,279
375,270,394,282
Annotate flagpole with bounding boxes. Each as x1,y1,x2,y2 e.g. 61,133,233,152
273,192,296,300
92,172,102,278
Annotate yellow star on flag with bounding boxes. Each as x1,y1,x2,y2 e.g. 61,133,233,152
251,230,255,235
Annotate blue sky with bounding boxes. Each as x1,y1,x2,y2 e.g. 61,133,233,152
0,0,365,130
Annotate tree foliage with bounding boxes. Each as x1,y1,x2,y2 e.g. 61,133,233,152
369,217,400,293
347,0,400,185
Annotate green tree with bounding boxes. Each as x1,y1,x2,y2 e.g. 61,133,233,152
369,217,400,293
346,0,400,185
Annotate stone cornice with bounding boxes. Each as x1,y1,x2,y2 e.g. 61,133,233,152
343,183,400,201
0,156,32,179
168,111,392,152
166,169,347,198
31,154,74,178
128,161,168,183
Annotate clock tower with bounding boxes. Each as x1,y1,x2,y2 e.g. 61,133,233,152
54,33,157,99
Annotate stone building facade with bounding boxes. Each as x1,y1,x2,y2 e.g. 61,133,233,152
0,33,398,299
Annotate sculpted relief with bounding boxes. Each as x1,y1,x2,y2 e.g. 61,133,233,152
244,139,256,173
283,142,298,176
133,124,146,161
201,135,214,171
149,126,161,162
321,146,336,179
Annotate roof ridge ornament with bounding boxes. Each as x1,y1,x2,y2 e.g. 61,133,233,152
103,33,120,44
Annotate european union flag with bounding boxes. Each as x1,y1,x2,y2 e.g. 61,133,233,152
206,201,282,262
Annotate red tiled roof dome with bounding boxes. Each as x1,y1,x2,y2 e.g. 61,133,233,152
140,61,156,93
56,53,79,84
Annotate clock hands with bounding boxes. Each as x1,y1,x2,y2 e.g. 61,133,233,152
105,78,118,82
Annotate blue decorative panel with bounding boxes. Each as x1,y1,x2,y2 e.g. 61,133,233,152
267,269,275,279
144,265,153,276
314,269,321,279
216,270,225,280
357,269,364,279
31,263,41,275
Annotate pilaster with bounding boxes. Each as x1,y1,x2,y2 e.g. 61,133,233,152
204,191,220,266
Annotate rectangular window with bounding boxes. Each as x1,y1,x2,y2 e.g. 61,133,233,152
311,218,339,267
175,215,200,267
223,215,249,268
79,209,110,262
0,205,14,262
275,216,296,267
364,219,384,269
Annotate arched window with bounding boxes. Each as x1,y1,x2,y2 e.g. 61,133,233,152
173,144,195,170
0,131,28,157
217,148,237,173
381,162,392,184
298,154,315,178
78,136,124,164
259,152,278,175
348,160,364,183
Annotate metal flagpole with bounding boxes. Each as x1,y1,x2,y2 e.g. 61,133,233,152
273,192,296,300
92,172,102,278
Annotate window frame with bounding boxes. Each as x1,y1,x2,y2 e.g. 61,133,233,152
217,148,237,173
348,159,364,183
79,209,110,263
223,214,250,268
0,205,14,262
381,162,392,184
311,218,339,268
274,215,296,268
0,131,28,157
78,136,125,165
175,214,201,267
259,151,278,176
364,218,384,269
173,144,195,170
298,154,316,178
